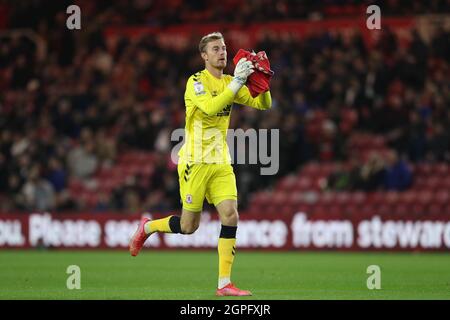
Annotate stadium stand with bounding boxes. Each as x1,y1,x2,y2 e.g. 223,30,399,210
0,0,448,217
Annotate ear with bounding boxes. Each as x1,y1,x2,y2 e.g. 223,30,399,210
201,52,208,61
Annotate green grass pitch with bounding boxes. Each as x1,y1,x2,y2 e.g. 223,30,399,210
0,250,449,300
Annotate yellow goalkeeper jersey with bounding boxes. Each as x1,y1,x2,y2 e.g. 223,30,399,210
179,68,272,164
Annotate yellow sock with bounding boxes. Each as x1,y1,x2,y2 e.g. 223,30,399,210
218,238,236,281
145,215,179,234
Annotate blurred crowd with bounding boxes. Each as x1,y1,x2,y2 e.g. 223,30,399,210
0,1,449,213
323,150,413,192
6,0,450,29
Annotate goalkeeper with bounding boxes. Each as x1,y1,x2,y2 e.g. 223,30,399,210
129,32,272,296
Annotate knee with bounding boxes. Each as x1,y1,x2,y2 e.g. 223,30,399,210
181,221,199,234
222,208,239,225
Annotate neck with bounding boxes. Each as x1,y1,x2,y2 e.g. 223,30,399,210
206,65,223,79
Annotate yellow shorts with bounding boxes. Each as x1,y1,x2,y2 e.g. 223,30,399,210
178,161,237,212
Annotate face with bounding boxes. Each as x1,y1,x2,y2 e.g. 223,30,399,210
202,39,227,70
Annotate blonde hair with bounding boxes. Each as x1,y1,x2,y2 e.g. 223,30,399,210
198,32,224,53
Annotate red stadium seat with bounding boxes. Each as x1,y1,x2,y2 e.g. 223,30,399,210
411,204,426,217
360,204,376,218
443,177,450,190
327,204,344,219
68,179,84,192
375,204,392,217
295,176,312,191
296,204,311,215
385,191,400,205
318,162,337,177
398,191,417,205
335,192,351,205
369,191,385,205
263,204,278,215
300,162,321,177
427,204,443,217
272,191,288,206
277,174,297,191
248,192,266,207
350,191,367,206
432,163,449,176
393,204,410,217
415,163,432,175
412,175,427,189
424,176,441,191
417,191,433,206
434,190,450,206
279,204,296,216
341,204,359,218
310,204,329,219
318,191,336,206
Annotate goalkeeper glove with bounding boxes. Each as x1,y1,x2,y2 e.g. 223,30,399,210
228,58,255,94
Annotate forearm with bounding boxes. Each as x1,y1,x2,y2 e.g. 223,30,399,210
259,91,272,110
197,88,235,116
250,90,272,110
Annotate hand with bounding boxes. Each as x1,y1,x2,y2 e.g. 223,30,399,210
233,57,255,85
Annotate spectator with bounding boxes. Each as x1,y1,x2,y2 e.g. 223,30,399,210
323,163,352,191
67,141,99,179
324,157,362,191
358,152,386,191
46,157,67,192
0,2,448,212
21,165,56,211
383,150,412,191
426,122,450,162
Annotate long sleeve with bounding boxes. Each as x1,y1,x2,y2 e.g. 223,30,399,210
234,85,272,110
185,76,235,116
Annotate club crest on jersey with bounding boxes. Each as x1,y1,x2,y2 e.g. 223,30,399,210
186,194,193,204
193,81,205,95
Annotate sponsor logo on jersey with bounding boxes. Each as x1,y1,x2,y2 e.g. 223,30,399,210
216,104,232,116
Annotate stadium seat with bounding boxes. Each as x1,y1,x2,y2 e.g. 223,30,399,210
393,204,410,217
368,191,385,205
360,204,376,218
351,191,367,206
398,191,417,205
342,204,359,217
417,191,433,206
375,204,392,217
427,204,443,217
385,191,400,205
277,174,297,190
424,176,441,191
279,204,295,216
411,176,427,190
300,162,321,177
432,163,448,176
335,192,351,205
416,163,432,175
295,176,313,191
272,191,288,206
411,204,426,217
434,190,450,206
